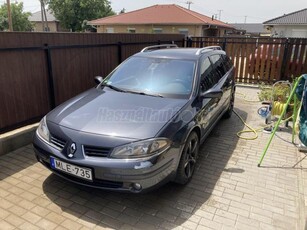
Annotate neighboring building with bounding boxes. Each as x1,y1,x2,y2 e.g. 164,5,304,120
229,23,270,37
88,4,233,37
29,10,62,32
263,8,307,38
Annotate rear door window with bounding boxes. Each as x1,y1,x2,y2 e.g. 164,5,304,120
200,58,216,92
210,54,226,79
222,54,232,72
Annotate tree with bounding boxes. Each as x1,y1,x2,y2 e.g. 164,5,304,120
0,2,33,31
48,0,115,32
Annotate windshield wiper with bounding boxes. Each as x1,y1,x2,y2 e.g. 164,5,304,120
126,90,164,98
101,83,126,93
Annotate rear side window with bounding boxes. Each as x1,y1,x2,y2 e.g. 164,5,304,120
200,58,218,92
210,54,226,78
222,54,232,72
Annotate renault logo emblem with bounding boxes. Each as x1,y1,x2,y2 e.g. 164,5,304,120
68,143,76,158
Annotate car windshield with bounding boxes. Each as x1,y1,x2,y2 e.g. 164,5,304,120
102,56,196,99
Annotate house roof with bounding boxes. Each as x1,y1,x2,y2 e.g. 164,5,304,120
263,8,307,25
29,10,57,22
231,23,267,34
89,4,233,28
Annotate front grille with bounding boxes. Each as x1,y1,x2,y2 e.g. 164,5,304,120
83,146,111,157
50,135,66,150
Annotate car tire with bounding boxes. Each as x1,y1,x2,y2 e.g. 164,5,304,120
223,88,235,119
175,131,199,184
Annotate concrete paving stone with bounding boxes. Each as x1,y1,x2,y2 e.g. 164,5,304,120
61,209,83,221
18,221,41,230
272,213,298,229
0,198,14,209
45,211,66,224
61,219,83,230
197,226,215,230
35,218,58,230
21,211,42,224
197,218,220,230
250,212,272,225
5,214,25,227
155,210,177,222
193,209,214,221
99,213,124,229
101,206,122,219
213,214,236,227
134,221,158,230
228,206,250,218
180,211,202,223
180,219,198,230
8,205,28,217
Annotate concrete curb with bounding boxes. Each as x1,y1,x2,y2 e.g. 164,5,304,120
0,123,38,156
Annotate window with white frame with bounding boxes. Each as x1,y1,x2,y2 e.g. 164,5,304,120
178,28,189,37
106,27,114,33
153,28,163,34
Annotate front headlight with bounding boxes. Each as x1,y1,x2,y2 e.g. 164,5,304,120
37,116,50,142
110,138,171,159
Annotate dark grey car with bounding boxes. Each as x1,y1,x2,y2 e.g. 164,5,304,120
33,45,235,193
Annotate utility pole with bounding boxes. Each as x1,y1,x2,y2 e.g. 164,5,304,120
40,0,49,31
7,0,13,31
217,10,223,20
186,1,193,10
244,16,247,24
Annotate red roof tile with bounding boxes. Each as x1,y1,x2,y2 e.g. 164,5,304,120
89,4,233,28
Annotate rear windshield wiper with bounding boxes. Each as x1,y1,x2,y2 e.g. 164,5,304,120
101,83,126,93
127,90,164,98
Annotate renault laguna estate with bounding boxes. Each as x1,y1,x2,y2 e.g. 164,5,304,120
33,44,235,193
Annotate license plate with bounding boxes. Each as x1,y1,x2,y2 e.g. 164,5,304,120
50,157,93,181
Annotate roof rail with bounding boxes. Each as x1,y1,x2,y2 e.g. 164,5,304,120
195,46,222,55
141,44,178,52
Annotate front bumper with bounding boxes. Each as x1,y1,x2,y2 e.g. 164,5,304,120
33,133,181,193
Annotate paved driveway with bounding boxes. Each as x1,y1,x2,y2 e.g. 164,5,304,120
0,86,305,230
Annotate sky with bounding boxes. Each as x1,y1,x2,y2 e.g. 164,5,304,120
4,0,307,23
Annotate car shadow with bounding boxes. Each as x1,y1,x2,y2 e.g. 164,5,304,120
42,107,247,229
0,144,37,181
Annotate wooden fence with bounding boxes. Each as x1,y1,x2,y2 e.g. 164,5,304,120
190,37,307,83
1,33,307,134
0,32,184,133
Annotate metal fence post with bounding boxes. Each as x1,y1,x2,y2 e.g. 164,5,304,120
280,38,290,80
44,43,56,109
222,37,227,51
117,42,122,64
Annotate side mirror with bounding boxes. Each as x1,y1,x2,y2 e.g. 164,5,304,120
94,76,103,85
200,89,223,99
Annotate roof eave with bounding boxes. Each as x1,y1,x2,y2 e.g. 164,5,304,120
263,23,307,26
89,22,233,28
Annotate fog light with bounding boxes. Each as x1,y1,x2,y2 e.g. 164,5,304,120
132,183,142,191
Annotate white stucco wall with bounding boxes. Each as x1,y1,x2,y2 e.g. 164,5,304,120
269,25,307,38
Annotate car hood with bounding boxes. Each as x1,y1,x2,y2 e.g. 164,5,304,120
47,88,188,139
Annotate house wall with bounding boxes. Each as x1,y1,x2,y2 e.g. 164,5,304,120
268,25,307,38
32,22,59,32
97,24,203,36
